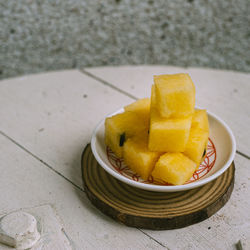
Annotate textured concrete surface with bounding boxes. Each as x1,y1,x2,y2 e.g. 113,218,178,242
0,0,249,79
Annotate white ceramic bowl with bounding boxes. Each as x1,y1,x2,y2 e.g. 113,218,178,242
91,108,236,192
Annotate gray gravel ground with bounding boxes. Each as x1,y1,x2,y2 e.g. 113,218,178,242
1,0,249,79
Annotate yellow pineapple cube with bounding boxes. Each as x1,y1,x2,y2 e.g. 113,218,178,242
105,111,148,158
124,98,150,126
154,73,195,118
151,153,196,185
148,106,192,152
123,133,162,180
184,127,209,169
124,98,150,115
184,110,209,168
150,84,157,110
192,109,209,132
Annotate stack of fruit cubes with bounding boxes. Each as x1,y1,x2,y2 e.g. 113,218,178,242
105,73,209,185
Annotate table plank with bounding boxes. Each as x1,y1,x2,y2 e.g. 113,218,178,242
143,154,250,250
84,66,250,156
0,134,165,249
0,70,133,188
0,67,249,249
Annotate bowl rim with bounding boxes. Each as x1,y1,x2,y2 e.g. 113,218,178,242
91,107,236,192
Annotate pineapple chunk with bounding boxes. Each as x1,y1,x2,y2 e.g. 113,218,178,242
105,111,148,158
123,133,162,180
154,73,195,118
184,127,209,169
192,109,209,132
148,106,192,152
184,110,209,168
124,98,150,126
151,153,196,185
150,84,157,110
124,98,150,115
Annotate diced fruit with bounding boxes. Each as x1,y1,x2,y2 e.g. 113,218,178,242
184,110,209,168
124,98,150,116
151,153,196,185
104,73,210,186
154,73,195,118
123,133,162,180
150,84,157,110
148,106,192,152
183,127,209,169
192,109,209,132
105,111,148,158
124,98,150,126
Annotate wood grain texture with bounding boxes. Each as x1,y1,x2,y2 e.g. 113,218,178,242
81,144,235,230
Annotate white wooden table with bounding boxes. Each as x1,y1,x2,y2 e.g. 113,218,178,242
0,66,249,250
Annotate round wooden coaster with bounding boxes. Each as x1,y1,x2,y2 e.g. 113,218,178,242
81,144,235,230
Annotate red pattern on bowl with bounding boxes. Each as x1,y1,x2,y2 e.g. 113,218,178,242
107,138,216,186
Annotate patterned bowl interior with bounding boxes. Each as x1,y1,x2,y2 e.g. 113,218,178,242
107,138,216,186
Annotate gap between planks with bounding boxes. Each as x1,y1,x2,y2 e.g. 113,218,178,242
80,68,138,100
80,68,250,161
139,229,168,249
1,65,249,248
236,150,250,160
0,130,84,193
0,130,168,248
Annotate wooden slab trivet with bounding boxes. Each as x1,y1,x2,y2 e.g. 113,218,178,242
81,144,235,230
